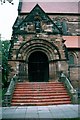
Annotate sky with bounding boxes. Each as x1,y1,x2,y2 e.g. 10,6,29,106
0,0,79,40
0,0,19,40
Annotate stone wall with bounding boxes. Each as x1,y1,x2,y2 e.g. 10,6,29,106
9,9,80,85
49,15,80,36
67,50,80,88
69,66,80,89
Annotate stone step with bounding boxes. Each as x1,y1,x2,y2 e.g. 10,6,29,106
15,87,65,90
14,88,66,91
11,101,71,106
17,81,61,84
13,92,69,96
14,90,66,93
16,82,63,86
12,95,70,99
16,83,63,86
12,98,71,103
16,85,64,88
13,90,67,94
15,85,65,88
11,81,71,106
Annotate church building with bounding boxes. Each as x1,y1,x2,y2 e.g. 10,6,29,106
6,1,80,106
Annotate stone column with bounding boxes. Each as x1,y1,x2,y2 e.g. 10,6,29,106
49,62,57,81
25,63,28,81
57,61,62,78
18,62,25,81
49,62,53,80
16,61,19,80
57,61,69,77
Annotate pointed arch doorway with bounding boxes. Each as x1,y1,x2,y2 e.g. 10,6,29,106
28,51,49,82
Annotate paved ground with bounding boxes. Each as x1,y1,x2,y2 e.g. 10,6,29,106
1,104,79,120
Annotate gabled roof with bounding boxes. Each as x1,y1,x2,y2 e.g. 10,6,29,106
19,2,79,14
13,4,62,34
22,4,53,22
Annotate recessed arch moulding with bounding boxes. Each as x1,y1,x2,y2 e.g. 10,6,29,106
16,39,61,62
10,38,69,81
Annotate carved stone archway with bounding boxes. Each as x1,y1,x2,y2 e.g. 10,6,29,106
16,39,61,81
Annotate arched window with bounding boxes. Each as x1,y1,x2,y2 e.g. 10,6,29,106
68,54,74,65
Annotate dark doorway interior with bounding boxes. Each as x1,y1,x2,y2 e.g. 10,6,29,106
28,51,49,82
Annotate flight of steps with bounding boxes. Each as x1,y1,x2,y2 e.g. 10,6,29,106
11,81,71,106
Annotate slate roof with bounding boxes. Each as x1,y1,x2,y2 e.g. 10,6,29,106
63,36,80,48
20,2,79,14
